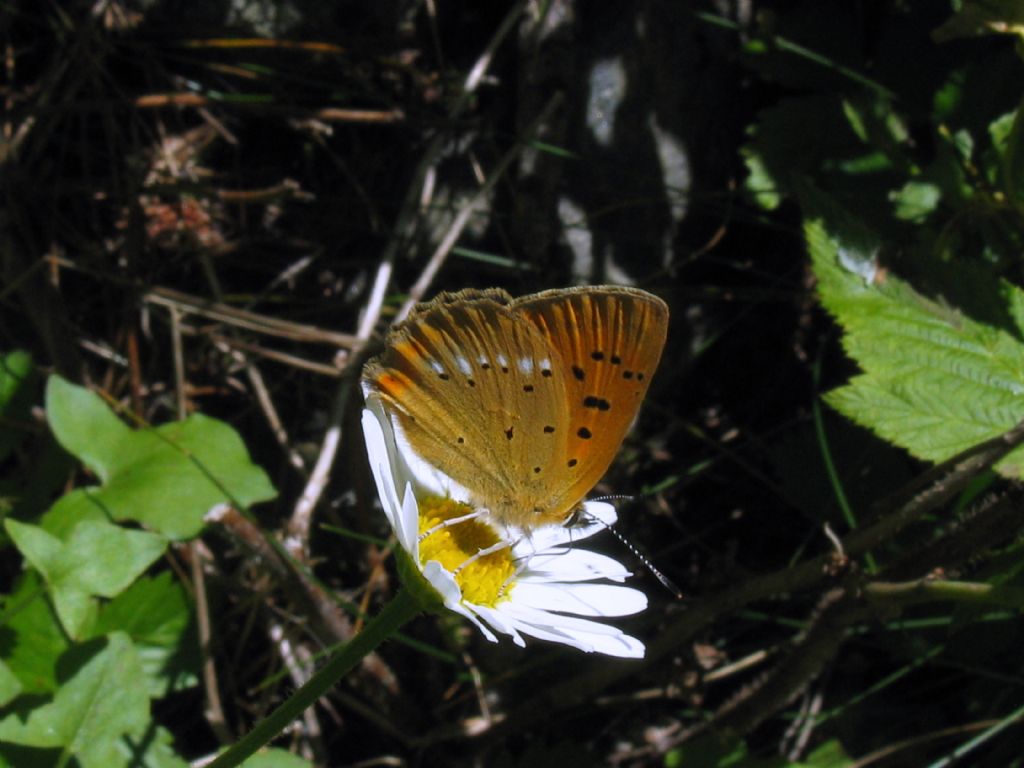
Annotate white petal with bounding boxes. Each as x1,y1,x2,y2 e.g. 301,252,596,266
494,615,595,653
523,548,633,582
498,603,645,658
510,582,647,617
361,409,405,535
581,501,618,527
500,603,627,636
469,603,526,647
422,560,461,601
524,501,619,550
565,629,645,659
398,482,420,555
460,609,500,643
421,563,499,643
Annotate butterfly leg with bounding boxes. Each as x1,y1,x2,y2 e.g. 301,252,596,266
495,541,554,598
418,508,486,543
454,537,521,576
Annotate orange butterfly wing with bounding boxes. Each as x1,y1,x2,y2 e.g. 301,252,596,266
512,287,669,519
363,286,668,530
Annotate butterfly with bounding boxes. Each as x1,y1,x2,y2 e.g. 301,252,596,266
361,286,669,531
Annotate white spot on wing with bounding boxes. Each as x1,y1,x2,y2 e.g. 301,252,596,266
456,356,472,375
429,359,444,374
496,354,509,369
518,358,534,374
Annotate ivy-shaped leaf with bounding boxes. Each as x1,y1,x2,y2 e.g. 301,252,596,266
0,632,149,768
0,661,21,708
5,519,166,639
91,573,197,697
0,572,69,695
44,376,276,540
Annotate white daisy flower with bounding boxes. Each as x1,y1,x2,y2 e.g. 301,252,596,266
361,396,648,659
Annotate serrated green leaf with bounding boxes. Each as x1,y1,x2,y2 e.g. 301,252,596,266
5,518,166,639
0,632,149,768
806,205,1024,476
92,573,197,697
44,376,276,539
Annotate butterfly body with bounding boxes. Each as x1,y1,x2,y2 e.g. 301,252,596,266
362,286,668,531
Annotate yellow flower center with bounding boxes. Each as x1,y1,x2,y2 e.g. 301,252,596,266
418,496,516,607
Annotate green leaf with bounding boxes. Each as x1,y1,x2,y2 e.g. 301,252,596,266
240,749,314,767
0,572,69,695
998,101,1024,203
890,179,941,221
119,726,189,768
0,661,22,707
805,198,1024,476
794,739,853,767
5,518,166,639
0,350,35,463
45,376,276,539
666,730,780,768
0,632,149,768
92,573,197,697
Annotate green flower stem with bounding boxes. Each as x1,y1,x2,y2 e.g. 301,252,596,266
207,588,421,768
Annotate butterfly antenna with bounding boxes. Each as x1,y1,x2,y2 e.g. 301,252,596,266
583,508,683,599
591,494,635,505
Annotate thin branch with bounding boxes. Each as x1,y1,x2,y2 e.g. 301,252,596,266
286,1,534,549
145,286,357,348
478,418,1024,742
395,91,563,323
